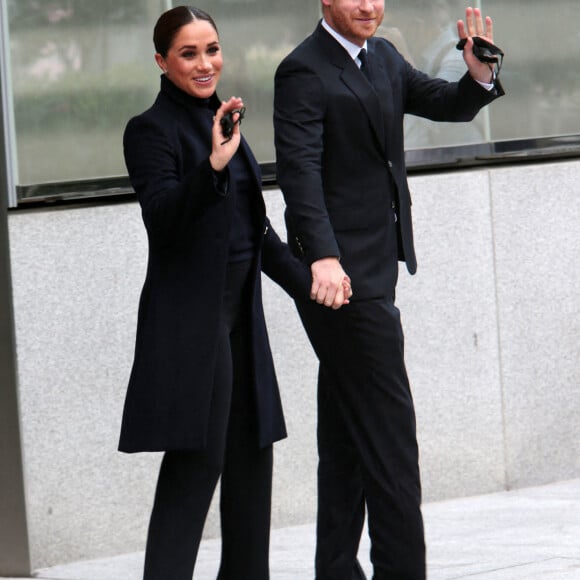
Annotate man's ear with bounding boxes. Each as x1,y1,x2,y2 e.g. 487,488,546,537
154,53,167,73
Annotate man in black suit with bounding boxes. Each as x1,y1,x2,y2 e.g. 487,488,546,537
274,3,504,579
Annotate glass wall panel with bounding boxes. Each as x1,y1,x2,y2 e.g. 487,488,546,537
5,0,319,187
3,0,580,197
384,0,580,149
485,0,580,142
7,0,169,185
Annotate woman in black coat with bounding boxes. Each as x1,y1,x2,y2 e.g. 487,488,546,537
118,6,348,579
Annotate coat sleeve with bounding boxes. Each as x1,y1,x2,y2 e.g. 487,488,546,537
260,218,312,301
399,47,504,122
274,61,341,265
124,114,228,244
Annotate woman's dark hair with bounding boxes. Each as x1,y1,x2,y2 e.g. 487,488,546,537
153,6,218,57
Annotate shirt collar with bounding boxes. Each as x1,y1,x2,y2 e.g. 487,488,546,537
321,18,368,63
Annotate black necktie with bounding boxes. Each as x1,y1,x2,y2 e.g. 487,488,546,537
358,48,372,84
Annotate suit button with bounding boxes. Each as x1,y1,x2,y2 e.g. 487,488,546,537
391,201,396,209
387,160,393,168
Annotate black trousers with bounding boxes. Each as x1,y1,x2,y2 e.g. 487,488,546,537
143,260,273,580
296,297,426,580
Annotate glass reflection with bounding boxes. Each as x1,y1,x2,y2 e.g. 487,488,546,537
8,0,166,184
5,0,580,188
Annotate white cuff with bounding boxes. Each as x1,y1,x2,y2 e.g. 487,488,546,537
476,70,496,91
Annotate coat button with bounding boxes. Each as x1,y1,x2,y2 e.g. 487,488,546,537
387,160,393,168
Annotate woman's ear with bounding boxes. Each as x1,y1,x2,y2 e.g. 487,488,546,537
154,53,167,74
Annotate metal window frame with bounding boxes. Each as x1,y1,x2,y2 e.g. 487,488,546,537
9,134,580,207
0,0,18,208
0,2,31,574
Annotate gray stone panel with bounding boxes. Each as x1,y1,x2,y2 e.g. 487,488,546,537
490,161,580,488
261,192,319,528
8,203,159,568
390,170,506,501
6,159,580,568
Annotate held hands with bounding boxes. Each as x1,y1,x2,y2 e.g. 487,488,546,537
311,257,353,310
209,96,244,172
457,7,495,84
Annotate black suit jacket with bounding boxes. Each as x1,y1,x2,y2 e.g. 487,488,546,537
274,23,503,299
119,76,310,453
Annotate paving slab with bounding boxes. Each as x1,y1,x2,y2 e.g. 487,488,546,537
3,479,578,579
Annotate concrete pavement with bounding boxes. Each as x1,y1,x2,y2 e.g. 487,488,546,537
5,478,580,579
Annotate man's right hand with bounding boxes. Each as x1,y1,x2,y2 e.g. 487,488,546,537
310,257,352,310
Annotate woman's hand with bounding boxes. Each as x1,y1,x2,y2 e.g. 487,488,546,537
209,96,244,172
340,275,353,308
457,7,495,84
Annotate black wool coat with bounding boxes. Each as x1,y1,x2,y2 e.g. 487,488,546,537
118,76,310,453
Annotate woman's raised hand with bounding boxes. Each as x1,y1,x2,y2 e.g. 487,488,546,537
209,96,244,172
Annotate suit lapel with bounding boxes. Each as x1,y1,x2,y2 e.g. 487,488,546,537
367,41,395,158
340,66,386,154
314,25,387,156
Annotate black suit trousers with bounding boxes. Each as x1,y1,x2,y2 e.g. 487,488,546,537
296,297,426,580
143,260,273,580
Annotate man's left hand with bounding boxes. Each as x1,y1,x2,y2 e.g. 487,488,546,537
457,7,495,84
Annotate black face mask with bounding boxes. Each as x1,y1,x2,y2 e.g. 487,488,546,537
456,36,504,75
219,107,246,145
